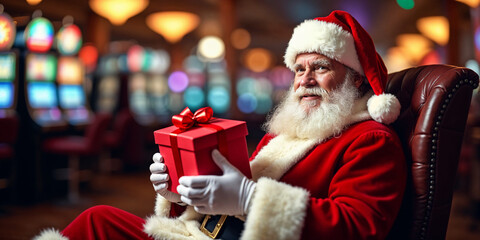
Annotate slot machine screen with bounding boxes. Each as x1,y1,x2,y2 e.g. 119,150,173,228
59,84,85,109
0,82,13,108
0,53,15,81
26,54,57,82
27,82,58,108
129,73,149,115
57,57,83,84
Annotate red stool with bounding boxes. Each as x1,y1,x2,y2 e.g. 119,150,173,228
42,113,112,203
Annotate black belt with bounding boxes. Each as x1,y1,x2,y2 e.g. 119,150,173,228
200,215,245,239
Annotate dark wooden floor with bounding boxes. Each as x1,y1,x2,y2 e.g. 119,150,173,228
0,171,155,240
1,171,480,239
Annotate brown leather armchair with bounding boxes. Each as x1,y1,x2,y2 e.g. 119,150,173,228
385,65,479,239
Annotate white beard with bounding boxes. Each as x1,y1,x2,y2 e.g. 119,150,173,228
264,74,360,140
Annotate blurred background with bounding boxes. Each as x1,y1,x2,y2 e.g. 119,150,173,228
0,0,480,239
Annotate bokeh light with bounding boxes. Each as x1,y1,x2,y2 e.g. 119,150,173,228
207,86,230,113
475,27,480,51
56,24,82,55
256,78,274,96
197,36,225,61
149,75,169,96
466,59,480,76
184,86,205,110
188,72,206,87
183,55,205,73
269,66,294,88
208,72,230,90
168,71,189,93
397,0,415,10
0,13,16,50
149,49,170,74
416,16,449,46
384,47,412,73
127,44,147,73
25,17,54,53
456,0,480,8
396,34,432,64
236,77,256,95
231,28,251,50
78,44,98,73
237,93,257,113
244,48,273,72
255,93,273,114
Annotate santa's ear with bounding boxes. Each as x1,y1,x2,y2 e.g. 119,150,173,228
353,74,364,89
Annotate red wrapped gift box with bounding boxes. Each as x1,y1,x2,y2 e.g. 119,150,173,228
154,117,251,194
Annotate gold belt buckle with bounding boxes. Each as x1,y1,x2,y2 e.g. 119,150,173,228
200,215,227,239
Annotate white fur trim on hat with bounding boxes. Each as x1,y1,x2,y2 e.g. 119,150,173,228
367,93,401,124
33,228,69,240
284,19,363,76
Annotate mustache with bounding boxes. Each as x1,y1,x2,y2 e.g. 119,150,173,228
293,86,329,98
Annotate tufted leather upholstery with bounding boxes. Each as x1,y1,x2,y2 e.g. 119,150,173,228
385,65,479,240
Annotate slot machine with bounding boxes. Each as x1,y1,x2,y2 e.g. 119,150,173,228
0,10,17,117
146,49,170,124
94,54,121,114
56,22,92,128
23,16,67,131
127,44,156,126
0,6,18,203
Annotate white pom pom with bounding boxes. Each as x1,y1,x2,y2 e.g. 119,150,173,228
367,93,401,124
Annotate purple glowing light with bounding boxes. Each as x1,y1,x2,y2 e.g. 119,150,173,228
168,71,189,93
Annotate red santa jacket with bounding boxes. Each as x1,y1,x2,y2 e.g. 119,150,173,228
143,119,407,240
244,120,407,240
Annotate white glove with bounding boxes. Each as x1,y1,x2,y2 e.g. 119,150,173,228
149,153,184,205
177,149,256,216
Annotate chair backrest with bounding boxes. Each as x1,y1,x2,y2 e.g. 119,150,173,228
0,115,19,144
385,65,479,240
85,113,112,153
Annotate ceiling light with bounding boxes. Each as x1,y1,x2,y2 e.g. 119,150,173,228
146,11,200,43
456,0,480,8
89,0,149,26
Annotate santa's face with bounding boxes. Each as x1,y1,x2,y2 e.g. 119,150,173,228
292,53,361,112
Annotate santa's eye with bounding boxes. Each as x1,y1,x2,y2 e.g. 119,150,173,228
313,65,327,71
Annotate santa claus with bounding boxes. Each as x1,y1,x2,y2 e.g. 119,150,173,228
35,10,406,240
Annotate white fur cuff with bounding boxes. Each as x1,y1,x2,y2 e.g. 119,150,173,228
241,177,310,240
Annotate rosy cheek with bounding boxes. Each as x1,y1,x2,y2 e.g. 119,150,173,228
293,79,300,90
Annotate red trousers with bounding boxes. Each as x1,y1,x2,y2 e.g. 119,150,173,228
61,205,153,240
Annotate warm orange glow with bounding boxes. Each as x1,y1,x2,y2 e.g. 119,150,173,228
26,0,42,5
146,11,200,43
89,0,149,25
384,47,412,73
396,34,432,64
456,0,480,8
244,48,273,72
231,28,251,50
417,16,449,46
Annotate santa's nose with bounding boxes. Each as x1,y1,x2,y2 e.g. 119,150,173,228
299,73,317,87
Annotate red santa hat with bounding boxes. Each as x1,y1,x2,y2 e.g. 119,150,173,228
284,10,401,124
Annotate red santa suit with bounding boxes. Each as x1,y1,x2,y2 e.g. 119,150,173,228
141,91,407,240
34,91,406,240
